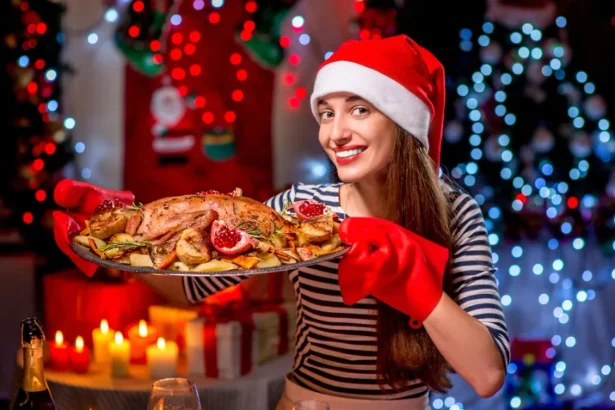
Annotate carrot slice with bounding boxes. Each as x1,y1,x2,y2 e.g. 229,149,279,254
157,250,177,270
80,227,89,235
88,238,105,259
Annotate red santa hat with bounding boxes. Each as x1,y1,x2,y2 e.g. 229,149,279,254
310,35,446,169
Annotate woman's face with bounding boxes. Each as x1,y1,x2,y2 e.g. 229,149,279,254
317,92,396,183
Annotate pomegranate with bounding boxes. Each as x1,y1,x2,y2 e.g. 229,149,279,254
287,200,330,219
94,199,123,216
210,220,256,255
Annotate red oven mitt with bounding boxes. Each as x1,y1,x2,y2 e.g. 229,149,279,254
338,217,449,328
52,179,135,277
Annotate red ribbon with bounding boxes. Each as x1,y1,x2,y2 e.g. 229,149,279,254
200,301,254,378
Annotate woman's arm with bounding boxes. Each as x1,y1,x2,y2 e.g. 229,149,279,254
423,193,509,398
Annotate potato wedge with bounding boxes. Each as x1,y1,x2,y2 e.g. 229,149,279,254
193,259,239,272
169,261,191,272
130,253,154,268
109,233,135,243
269,232,287,249
73,235,106,249
255,254,282,269
231,255,260,269
320,234,342,253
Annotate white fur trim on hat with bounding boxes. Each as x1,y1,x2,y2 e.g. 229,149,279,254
310,61,431,150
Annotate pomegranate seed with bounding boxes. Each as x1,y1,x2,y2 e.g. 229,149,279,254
298,202,326,217
213,226,242,248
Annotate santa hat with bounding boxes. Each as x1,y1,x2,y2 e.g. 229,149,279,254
310,35,446,169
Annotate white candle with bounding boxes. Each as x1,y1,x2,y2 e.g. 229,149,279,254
92,319,114,364
146,337,178,380
109,331,131,378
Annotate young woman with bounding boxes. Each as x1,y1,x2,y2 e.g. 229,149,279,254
54,35,509,410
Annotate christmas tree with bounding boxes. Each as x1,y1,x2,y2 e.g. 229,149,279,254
1,0,74,256
440,7,615,255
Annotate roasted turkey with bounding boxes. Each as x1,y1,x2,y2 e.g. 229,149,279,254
75,190,343,272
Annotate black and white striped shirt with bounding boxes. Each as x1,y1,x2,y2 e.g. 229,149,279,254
183,182,510,399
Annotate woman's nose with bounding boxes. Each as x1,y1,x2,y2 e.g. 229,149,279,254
330,117,352,145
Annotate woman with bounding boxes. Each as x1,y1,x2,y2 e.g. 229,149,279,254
54,35,508,410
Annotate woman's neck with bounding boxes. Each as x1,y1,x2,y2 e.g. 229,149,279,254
340,178,386,218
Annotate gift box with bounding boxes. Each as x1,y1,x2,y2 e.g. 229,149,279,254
185,301,296,379
43,270,165,346
185,308,254,380
148,304,201,353
251,302,296,365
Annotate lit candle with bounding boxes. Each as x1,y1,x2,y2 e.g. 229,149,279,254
126,320,159,364
146,337,178,380
49,331,70,371
69,336,90,374
109,331,131,378
92,319,114,364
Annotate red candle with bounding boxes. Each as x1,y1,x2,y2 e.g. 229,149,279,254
126,320,159,364
69,336,90,374
49,331,70,371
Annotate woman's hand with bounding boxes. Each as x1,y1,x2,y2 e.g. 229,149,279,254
337,217,449,327
52,179,135,277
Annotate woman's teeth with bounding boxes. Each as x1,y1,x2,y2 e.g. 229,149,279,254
336,148,365,159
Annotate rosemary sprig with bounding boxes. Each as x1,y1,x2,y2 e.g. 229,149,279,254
267,228,283,242
281,200,292,214
234,221,265,240
127,202,144,211
99,240,151,252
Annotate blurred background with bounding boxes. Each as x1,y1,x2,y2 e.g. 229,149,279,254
0,0,614,409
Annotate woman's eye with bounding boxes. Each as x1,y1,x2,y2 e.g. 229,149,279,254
320,111,333,120
352,107,368,115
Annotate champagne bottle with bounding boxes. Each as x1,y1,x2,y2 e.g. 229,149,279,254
13,317,57,410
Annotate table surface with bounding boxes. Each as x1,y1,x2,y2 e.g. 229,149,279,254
45,354,294,391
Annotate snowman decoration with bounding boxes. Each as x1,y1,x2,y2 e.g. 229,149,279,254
150,81,196,155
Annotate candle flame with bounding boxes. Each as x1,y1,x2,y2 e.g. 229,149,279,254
55,331,63,345
138,320,148,337
157,337,166,349
75,336,84,353
100,319,109,334
115,331,124,344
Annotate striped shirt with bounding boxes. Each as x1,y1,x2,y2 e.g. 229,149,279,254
183,182,510,399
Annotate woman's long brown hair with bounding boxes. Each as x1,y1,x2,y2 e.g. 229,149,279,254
376,125,454,393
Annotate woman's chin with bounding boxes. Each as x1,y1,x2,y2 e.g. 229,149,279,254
335,168,368,183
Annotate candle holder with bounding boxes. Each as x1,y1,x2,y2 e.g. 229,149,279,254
126,320,159,364
69,336,90,374
49,331,70,371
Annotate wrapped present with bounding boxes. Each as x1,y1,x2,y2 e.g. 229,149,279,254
185,303,255,379
43,270,165,346
185,301,297,379
250,302,296,365
148,304,201,353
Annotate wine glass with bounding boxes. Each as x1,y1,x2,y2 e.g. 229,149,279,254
292,399,330,410
147,378,202,410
